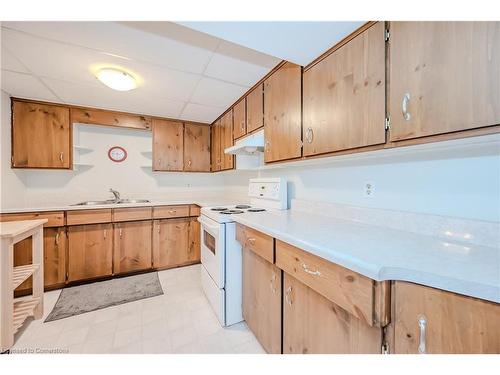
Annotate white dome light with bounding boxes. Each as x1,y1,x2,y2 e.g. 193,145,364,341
96,68,137,91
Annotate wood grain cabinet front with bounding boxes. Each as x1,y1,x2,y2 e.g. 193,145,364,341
220,110,234,170
389,21,500,141
392,281,500,354
113,220,152,274
246,83,264,133
12,100,71,169
184,123,211,172
153,119,184,171
211,119,221,172
233,98,246,140
303,22,386,156
67,223,113,282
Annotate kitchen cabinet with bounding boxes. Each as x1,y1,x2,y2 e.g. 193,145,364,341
246,83,264,133
220,110,234,170
113,220,152,274
389,21,500,141
233,99,246,140
264,62,302,163
187,217,201,263
70,107,152,130
67,223,113,282
184,123,211,172
393,281,500,354
242,245,282,354
12,100,71,169
283,273,382,354
303,22,386,156
211,119,221,172
152,217,197,269
152,119,184,171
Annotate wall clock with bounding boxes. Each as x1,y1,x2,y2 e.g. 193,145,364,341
108,146,127,162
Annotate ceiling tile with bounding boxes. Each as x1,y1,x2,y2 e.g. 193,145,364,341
1,48,29,73
1,70,58,101
42,77,185,118
180,103,224,123
3,21,217,74
191,77,247,108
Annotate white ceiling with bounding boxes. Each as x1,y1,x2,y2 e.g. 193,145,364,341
178,22,365,66
0,21,280,123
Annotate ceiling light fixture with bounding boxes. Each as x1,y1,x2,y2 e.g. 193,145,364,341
95,68,137,91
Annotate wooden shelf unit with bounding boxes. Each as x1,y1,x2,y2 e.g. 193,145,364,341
13,297,41,334
12,264,40,290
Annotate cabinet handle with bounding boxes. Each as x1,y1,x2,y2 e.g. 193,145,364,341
187,159,192,167
265,140,270,152
119,228,123,238
418,315,427,354
55,231,60,246
302,263,321,276
168,210,177,214
402,92,411,121
285,286,293,306
305,127,314,144
270,273,277,294
241,121,245,131
246,237,256,245
59,152,64,163
103,229,107,239
157,225,161,233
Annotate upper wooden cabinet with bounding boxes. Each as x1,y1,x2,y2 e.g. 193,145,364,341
389,22,500,141
393,282,500,354
184,123,210,172
233,99,246,140
211,119,221,172
152,119,184,171
220,110,234,170
246,83,264,133
70,107,152,130
12,100,71,169
303,22,386,156
264,62,302,163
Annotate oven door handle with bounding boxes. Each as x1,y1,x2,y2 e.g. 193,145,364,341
198,215,220,234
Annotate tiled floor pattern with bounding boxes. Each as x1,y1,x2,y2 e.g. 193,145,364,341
11,264,265,354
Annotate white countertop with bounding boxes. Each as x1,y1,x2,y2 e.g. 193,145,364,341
0,219,47,238
232,210,500,303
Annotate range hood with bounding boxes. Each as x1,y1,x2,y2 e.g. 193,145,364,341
224,129,264,155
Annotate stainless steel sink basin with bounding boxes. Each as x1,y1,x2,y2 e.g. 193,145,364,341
71,199,150,206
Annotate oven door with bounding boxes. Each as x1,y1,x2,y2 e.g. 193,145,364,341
198,215,225,288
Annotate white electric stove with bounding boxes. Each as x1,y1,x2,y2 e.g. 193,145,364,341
198,177,287,326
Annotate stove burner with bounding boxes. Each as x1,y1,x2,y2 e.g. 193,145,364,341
247,208,266,212
235,205,251,209
211,207,229,211
220,210,244,215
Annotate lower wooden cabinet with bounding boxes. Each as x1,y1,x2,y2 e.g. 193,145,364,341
153,217,200,269
283,273,382,354
242,246,282,354
113,220,152,274
67,223,113,282
393,281,500,354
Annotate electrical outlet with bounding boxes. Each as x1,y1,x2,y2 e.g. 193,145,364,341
364,181,375,197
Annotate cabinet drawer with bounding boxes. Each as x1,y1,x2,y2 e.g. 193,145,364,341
153,205,190,219
0,211,65,227
236,224,274,264
190,205,201,217
113,207,152,222
276,240,376,326
67,209,112,225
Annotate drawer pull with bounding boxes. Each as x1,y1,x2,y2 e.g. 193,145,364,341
168,210,177,214
247,237,256,245
418,315,427,354
302,263,321,276
285,286,293,306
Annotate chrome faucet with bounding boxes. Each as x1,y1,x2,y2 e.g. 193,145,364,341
109,188,121,202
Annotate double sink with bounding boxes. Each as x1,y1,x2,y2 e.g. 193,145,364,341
72,199,150,206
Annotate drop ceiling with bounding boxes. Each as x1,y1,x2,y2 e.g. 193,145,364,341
0,21,280,123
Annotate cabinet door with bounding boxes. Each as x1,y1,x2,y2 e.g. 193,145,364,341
246,83,264,133
67,224,113,282
242,246,281,353
12,101,71,168
184,123,210,172
303,22,385,156
283,273,382,354
220,110,234,170
187,218,201,263
233,99,246,140
393,282,500,354
211,120,221,172
13,227,67,295
114,221,152,274
153,119,184,171
264,62,302,163
389,22,500,141
152,218,190,268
